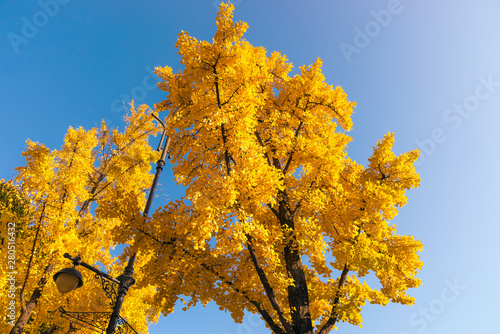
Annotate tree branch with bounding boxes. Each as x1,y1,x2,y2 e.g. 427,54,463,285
10,263,55,334
283,121,303,174
246,234,295,334
201,260,287,334
135,227,287,334
317,264,349,334
221,123,232,176
254,131,272,166
19,200,47,308
40,325,58,334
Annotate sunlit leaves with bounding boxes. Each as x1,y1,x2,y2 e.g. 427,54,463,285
1,104,159,334
129,2,423,334
3,2,423,334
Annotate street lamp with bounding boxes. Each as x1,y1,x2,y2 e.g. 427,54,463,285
53,252,137,334
53,267,83,293
144,113,171,217
53,113,171,334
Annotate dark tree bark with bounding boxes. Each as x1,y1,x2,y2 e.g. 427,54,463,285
9,263,55,334
272,181,313,334
40,324,58,334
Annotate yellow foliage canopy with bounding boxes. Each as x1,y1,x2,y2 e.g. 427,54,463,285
0,105,159,334
125,3,422,334
1,4,422,334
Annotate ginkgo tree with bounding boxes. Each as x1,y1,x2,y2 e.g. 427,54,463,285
0,105,160,334
2,3,422,334
114,3,423,334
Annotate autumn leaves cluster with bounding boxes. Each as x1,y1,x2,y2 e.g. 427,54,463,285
1,3,422,334
0,106,159,334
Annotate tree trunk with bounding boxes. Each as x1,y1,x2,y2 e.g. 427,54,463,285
40,325,58,334
9,263,55,334
275,186,313,334
284,243,313,334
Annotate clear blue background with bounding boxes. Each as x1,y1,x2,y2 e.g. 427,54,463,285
1,1,499,333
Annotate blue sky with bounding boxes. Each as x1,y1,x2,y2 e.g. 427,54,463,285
1,1,500,333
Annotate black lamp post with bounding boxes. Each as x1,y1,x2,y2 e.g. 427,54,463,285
53,113,170,334
143,113,171,217
54,253,137,334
